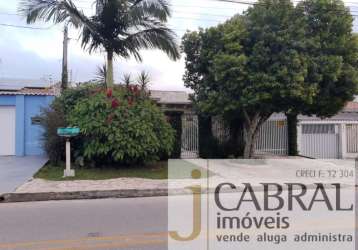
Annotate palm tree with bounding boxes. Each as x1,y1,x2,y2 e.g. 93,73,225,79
19,0,180,87
122,73,132,88
137,70,151,90
94,64,107,83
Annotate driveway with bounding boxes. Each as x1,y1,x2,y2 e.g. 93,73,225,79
0,156,47,194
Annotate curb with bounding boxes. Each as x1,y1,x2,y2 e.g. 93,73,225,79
1,184,355,203
0,189,172,203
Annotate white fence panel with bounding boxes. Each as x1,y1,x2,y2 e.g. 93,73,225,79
255,120,288,155
181,114,199,159
301,124,339,159
347,124,358,153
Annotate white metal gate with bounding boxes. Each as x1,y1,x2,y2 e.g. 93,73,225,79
255,120,288,155
347,124,358,153
0,106,16,156
301,124,339,159
181,114,199,158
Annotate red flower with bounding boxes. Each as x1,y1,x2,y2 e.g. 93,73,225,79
111,98,120,109
106,88,113,98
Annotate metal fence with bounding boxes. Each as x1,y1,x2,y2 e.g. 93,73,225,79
255,120,288,155
181,114,199,159
212,118,288,156
300,124,339,159
347,124,358,153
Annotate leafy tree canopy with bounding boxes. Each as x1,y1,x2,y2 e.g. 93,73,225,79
182,0,358,158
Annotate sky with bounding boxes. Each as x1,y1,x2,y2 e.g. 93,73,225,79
0,0,357,91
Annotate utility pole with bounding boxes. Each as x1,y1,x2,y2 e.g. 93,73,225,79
61,24,69,90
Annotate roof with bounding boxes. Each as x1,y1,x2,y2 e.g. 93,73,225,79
0,87,56,96
150,90,191,104
0,78,53,88
344,101,358,112
269,101,358,122
298,112,358,121
0,77,56,96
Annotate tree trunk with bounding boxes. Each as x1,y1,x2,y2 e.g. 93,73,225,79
287,113,299,156
243,128,254,158
243,112,260,159
242,111,271,159
106,50,114,88
249,127,260,157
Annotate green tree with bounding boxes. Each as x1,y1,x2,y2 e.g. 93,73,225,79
286,0,358,155
182,0,316,158
19,0,180,87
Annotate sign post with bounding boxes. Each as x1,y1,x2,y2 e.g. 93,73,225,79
57,127,80,178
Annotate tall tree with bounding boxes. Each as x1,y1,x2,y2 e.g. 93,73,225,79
183,0,315,158
19,0,180,87
286,0,358,155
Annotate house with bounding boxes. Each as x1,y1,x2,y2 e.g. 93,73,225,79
150,90,193,114
296,101,358,159
0,81,56,156
212,99,358,159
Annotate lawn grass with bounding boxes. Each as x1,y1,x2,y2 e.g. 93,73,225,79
34,160,213,181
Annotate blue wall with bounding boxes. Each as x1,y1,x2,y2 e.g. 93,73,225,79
0,94,54,156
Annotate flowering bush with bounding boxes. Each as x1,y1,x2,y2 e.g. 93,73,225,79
68,86,174,165
40,85,95,164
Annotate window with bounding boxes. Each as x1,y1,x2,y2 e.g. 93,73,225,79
31,116,42,125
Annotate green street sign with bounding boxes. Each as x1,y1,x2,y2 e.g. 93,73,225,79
57,127,80,137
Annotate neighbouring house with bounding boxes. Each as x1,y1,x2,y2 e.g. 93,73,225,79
150,90,198,158
212,100,358,159
0,81,56,156
297,102,358,159
0,81,355,160
150,90,193,114
149,91,358,159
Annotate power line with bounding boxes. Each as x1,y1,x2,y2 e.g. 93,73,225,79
2,0,357,31
0,23,53,30
0,11,228,23
211,0,358,17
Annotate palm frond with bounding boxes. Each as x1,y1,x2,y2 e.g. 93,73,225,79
128,0,171,22
94,64,107,82
19,0,86,28
122,73,133,87
19,0,180,66
121,26,180,60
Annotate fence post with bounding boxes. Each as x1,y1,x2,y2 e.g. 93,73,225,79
297,122,302,155
340,123,347,159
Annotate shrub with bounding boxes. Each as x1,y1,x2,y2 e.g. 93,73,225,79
41,106,66,164
41,84,99,164
68,86,175,165
165,111,182,159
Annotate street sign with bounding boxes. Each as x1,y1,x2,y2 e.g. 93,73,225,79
57,127,80,137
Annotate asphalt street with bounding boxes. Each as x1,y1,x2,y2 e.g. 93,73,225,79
0,197,168,250
0,188,355,250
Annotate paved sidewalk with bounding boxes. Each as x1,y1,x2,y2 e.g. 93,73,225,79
14,158,356,194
